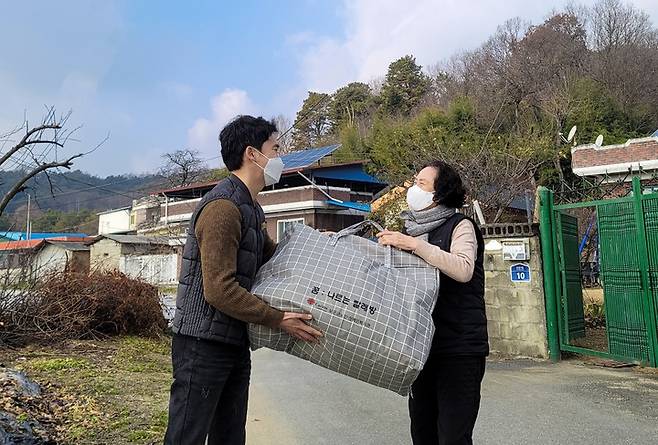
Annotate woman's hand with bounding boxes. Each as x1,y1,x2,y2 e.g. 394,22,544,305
376,230,419,252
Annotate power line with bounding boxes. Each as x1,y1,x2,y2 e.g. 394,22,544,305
278,93,332,141
62,176,143,199
3,96,334,213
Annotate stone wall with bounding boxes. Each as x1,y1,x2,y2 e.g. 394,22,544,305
481,223,548,358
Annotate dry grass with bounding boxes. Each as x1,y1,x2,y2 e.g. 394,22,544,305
2,335,173,444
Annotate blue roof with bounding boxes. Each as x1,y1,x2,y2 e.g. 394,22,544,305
281,145,341,170
312,164,386,184
326,200,371,213
652,129,658,138
0,231,88,241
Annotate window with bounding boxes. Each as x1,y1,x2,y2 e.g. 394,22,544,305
277,218,304,242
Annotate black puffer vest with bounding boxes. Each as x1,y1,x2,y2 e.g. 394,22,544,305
428,213,489,356
172,175,265,345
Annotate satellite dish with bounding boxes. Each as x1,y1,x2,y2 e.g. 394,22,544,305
567,125,577,142
595,134,604,147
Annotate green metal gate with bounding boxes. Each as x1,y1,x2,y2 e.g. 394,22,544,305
539,177,658,367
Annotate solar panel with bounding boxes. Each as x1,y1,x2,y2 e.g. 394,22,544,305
281,144,341,170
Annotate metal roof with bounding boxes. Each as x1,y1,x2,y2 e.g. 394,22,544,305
0,239,45,251
281,144,341,171
0,231,88,241
156,145,349,198
155,180,220,196
42,241,90,251
90,234,173,246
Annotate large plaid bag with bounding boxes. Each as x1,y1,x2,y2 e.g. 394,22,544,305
249,220,440,396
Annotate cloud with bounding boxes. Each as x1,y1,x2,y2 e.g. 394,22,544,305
187,89,256,158
290,0,658,95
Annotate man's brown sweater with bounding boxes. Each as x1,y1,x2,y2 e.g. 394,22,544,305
195,199,284,328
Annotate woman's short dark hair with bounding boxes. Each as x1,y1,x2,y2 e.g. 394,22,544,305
422,160,467,208
219,115,277,171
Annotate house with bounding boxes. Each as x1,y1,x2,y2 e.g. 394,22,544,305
0,238,91,280
136,145,388,241
87,234,182,285
33,240,90,275
571,133,658,186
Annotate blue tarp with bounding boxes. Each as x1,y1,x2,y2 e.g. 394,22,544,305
326,200,371,212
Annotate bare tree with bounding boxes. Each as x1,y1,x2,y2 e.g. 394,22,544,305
0,107,96,217
272,114,294,154
588,0,658,121
159,149,207,187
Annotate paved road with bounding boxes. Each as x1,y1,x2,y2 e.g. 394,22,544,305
246,350,658,445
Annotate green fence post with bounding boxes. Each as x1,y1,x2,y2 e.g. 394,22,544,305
632,177,658,367
539,187,560,362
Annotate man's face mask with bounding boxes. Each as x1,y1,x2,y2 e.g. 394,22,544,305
252,148,284,186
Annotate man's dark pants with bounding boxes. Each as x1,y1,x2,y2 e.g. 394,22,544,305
164,333,251,445
409,355,486,445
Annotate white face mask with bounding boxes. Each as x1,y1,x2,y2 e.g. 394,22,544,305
252,149,284,186
406,185,435,211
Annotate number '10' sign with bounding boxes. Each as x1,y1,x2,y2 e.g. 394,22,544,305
510,263,531,283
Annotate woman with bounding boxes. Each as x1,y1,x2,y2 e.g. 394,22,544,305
376,161,488,445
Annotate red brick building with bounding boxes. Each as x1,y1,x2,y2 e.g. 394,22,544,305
572,134,658,183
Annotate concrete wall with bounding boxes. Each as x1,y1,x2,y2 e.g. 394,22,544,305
90,239,123,272
481,224,548,359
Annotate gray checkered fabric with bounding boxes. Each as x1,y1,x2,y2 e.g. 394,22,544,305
249,220,440,396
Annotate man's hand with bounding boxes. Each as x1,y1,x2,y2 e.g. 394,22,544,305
279,312,323,342
376,230,419,251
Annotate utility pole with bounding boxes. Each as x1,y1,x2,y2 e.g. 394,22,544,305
26,193,31,240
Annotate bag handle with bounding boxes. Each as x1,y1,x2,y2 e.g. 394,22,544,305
328,220,393,268
328,220,384,245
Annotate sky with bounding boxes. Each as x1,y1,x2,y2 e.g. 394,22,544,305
1,0,656,176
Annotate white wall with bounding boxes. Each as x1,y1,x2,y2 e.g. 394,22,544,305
34,245,69,275
98,209,131,234
119,253,178,285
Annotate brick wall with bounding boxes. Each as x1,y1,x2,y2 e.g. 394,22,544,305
163,200,198,217
257,187,351,206
572,138,658,169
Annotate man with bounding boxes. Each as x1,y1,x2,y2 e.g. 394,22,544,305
164,115,322,445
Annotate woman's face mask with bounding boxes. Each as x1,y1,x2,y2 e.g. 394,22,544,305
406,185,435,211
